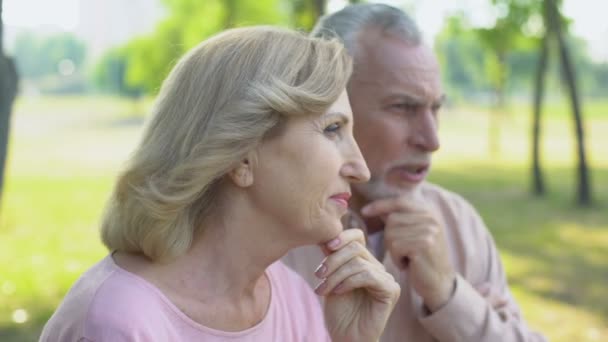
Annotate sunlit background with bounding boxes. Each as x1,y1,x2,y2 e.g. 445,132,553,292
1,0,607,341
4,0,608,58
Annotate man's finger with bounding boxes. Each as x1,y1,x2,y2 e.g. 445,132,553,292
361,196,412,217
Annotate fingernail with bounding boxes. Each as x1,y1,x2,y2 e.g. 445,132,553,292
314,263,327,278
314,280,327,294
327,238,340,249
361,206,371,215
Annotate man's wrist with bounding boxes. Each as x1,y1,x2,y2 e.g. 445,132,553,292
423,275,457,313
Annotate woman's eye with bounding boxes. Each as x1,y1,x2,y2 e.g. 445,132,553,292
324,122,341,134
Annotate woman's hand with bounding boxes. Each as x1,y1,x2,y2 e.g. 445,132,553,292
315,229,400,342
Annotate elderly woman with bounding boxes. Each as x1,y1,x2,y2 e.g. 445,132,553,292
40,27,399,341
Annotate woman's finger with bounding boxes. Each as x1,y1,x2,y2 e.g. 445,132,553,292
332,268,397,302
321,229,366,255
315,239,381,278
316,257,384,295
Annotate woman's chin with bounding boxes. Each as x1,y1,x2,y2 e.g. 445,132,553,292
316,221,344,243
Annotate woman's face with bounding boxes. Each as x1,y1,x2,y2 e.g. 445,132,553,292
251,90,370,245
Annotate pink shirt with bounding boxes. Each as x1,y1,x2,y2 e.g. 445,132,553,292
283,182,547,342
40,255,330,341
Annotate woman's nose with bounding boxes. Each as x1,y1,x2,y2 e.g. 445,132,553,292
341,142,370,183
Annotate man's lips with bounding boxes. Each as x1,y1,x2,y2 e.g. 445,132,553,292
393,164,430,183
330,192,351,208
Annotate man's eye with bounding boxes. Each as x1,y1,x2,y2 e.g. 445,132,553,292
392,103,417,111
324,122,341,134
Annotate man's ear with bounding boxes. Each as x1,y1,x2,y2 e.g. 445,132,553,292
228,156,254,188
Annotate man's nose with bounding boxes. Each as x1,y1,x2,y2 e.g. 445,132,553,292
410,111,440,152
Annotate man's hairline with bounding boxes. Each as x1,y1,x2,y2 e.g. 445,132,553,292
349,23,424,69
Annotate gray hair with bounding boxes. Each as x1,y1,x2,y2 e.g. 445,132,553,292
311,3,422,58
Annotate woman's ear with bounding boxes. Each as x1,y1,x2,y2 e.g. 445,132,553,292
228,157,254,188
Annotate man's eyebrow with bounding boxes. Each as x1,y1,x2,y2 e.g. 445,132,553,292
386,93,447,105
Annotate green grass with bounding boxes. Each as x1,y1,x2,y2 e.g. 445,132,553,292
429,163,608,340
1,96,607,341
429,97,608,340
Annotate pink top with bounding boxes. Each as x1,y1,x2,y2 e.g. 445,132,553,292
40,255,330,341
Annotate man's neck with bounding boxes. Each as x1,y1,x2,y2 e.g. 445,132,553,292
350,190,384,234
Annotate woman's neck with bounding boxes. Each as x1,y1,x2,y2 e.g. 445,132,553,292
115,202,289,331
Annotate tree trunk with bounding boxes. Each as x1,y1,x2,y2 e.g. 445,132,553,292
313,0,325,20
488,52,508,158
0,0,19,207
531,33,549,195
548,0,591,205
223,0,237,28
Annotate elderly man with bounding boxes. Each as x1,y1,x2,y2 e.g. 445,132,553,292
282,3,546,341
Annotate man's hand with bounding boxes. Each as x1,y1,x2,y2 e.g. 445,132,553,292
362,195,455,312
476,282,512,321
476,282,508,310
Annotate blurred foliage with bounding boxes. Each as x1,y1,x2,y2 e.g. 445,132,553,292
476,0,543,104
12,31,86,80
435,0,543,104
122,0,293,94
92,47,143,98
98,0,332,94
435,16,489,101
435,0,608,102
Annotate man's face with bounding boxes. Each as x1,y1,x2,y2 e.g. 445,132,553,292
349,30,444,202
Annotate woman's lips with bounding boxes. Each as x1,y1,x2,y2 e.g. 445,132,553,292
330,192,351,208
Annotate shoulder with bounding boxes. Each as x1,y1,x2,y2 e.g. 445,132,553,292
421,182,477,214
421,182,486,233
41,256,170,341
83,264,172,337
41,257,116,340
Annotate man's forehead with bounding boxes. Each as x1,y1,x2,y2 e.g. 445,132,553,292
352,62,443,103
352,32,442,101
357,36,439,72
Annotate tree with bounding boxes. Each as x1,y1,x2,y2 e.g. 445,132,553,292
0,0,19,207
93,47,142,98
12,31,86,80
292,0,326,31
122,0,331,94
531,0,591,205
531,23,548,196
434,15,489,101
473,0,542,157
124,0,291,93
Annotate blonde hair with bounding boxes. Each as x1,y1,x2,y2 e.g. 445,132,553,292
101,26,352,262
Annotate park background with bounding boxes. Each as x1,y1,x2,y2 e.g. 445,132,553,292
0,0,606,340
